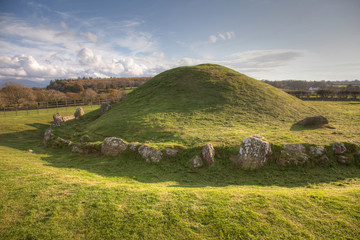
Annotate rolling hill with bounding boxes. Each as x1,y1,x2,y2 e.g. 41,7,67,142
87,64,318,148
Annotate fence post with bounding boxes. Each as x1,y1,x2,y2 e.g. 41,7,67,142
3,107,5,117
27,105,29,115
16,104,18,116
37,103,39,114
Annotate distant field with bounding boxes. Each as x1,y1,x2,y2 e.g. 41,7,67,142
0,101,359,239
330,84,360,88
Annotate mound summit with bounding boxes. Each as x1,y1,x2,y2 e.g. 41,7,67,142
88,64,318,147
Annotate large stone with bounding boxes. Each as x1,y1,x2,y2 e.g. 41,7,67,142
72,145,83,153
101,137,127,156
138,144,163,162
190,156,203,168
319,155,329,165
100,103,111,115
337,155,349,165
331,142,346,154
62,115,75,122
296,115,328,126
309,146,326,157
54,137,72,147
202,144,215,166
43,127,55,146
233,136,272,170
72,142,101,154
74,107,85,119
277,144,310,166
53,113,64,126
165,148,178,157
129,142,140,151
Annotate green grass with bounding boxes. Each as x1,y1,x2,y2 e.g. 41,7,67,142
1,103,360,239
85,64,320,149
55,65,360,150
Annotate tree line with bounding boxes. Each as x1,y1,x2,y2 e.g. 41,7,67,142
263,80,360,100
262,79,360,90
47,77,151,93
0,77,151,108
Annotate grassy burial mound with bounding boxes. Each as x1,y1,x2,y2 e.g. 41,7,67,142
87,64,318,148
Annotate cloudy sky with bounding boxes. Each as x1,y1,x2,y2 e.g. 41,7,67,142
0,0,359,82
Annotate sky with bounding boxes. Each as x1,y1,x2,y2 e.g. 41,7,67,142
0,0,359,83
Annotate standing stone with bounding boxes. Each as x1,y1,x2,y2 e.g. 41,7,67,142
138,144,163,162
74,107,85,119
100,103,111,115
165,148,178,157
101,137,127,156
277,144,310,166
190,156,203,168
53,113,63,126
43,127,55,145
309,146,326,157
331,142,347,154
233,136,272,170
202,144,215,166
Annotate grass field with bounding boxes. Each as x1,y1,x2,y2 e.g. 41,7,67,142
1,102,360,239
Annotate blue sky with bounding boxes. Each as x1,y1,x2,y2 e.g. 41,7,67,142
0,0,359,82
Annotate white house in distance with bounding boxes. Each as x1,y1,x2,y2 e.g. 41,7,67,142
309,87,319,91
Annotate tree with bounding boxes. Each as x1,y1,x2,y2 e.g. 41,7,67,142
96,82,106,90
0,91,6,107
0,82,35,106
33,89,48,102
316,89,334,99
71,83,84,93
45,90,67,102
82,88,98,100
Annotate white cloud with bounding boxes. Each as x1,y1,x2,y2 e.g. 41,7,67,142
77,48,102,66
209,31,235,43
209,35,218,43
149,52,165,59
0,54,69,80
226,32,235,39
228,49,305,68
81,32,98,42
116,31,156,53
218,33,226,40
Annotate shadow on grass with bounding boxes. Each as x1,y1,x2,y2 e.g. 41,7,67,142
290,124,336,131
1,123,360,188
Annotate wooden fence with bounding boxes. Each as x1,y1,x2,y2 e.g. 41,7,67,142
1,96,122,117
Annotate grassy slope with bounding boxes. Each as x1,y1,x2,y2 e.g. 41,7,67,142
86,64,319,148
1,104,360,239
